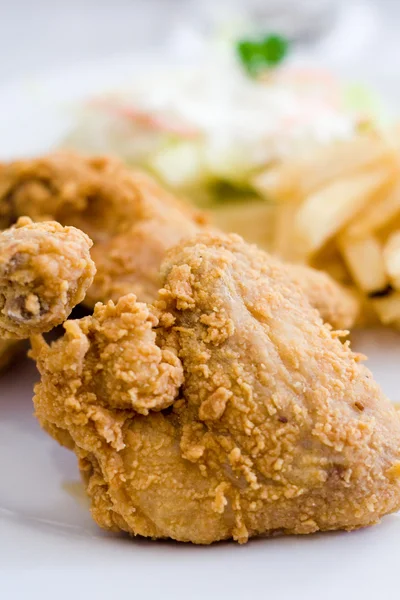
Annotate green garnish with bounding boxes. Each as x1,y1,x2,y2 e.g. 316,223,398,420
209,180,262,204
237,34,289,77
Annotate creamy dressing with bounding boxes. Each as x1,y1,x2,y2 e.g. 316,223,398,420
67,62,360,188
103,64,355,162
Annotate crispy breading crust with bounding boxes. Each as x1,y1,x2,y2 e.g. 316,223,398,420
0,153,359,330
288,264,359,330
32,233,400,544
0,217,95,338
0,153,207,306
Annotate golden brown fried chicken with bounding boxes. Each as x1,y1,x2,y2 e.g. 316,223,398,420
31,233,400,544
0,153,206,306
0,217,95,338
0,152,359,330
288,264,359,330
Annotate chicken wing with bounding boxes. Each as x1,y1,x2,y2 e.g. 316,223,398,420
31,232,400,544
0,217,95,338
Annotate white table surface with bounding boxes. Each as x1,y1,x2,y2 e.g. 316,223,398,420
2,2,400,595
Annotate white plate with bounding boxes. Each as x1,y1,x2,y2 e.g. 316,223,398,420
1,56,400,598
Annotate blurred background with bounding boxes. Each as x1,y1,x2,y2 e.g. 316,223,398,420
0,0,399,101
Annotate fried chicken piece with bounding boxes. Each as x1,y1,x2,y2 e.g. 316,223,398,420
0,153,359,330
31,233,400,544
288,264,359,330
0,153,206,306
0,217,95,339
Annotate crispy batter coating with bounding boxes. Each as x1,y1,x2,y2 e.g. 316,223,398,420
0,153,359,330
32,233,400,544
0,153,207,305
288,264,359,330
0,217,95,338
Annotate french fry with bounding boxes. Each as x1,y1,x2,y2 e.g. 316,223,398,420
273,202,305,261
252,163,301,203
254,134,395,202
383,230,400,288
345,179,400,238
258,125,400,331
296,135,394,198
377,212,400,243
294,166,393,256
212,200,276,250
311,248,351,284
338,234,388,294
371,292,400,325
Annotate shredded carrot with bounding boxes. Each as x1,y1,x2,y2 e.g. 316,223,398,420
88,98,201,139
